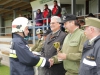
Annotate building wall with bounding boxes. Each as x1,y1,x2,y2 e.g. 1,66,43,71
89,0,98,14
4,20,12,34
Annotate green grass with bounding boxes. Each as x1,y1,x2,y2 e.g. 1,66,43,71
0,65,10,75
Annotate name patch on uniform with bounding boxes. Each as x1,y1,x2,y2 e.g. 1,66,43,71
86,56,95,60
70,41,78,43
83,58,97,66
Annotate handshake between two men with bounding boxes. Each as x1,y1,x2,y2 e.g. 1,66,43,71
33,42,67,68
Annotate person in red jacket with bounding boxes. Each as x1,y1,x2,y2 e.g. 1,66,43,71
43,4,51,29
52,0,61,17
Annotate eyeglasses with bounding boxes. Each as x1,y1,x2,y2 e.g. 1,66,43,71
50,22,59,25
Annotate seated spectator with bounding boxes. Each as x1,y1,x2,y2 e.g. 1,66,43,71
35,9,43,26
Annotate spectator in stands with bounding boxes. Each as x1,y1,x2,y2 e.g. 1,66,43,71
35,9,43,26
18,14,22,17
43,4,51,27
23,15,27,18
40,16,66,75
27,14,32,20
79,20,85,26
52,0,61,17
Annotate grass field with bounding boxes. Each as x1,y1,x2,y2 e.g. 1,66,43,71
0,65,10,75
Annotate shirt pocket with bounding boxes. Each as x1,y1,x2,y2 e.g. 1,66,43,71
69,41,79,46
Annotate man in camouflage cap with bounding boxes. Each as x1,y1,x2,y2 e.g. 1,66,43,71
57,14,87,75
79,17,100,75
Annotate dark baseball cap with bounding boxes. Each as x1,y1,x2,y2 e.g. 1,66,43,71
62,14,77,23
42,30,51,36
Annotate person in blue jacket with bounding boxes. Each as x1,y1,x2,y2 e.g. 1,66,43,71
10,17,51,75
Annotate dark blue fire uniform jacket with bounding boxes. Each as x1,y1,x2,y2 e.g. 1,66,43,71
79,35,100,75
10,33,50,75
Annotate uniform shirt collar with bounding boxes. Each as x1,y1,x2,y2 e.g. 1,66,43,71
69,27,79,35
89,36,98,43
39,37,43,40
52,29,60,35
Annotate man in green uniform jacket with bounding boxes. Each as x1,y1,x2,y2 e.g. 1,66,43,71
57,14,87,75
31,29,44,52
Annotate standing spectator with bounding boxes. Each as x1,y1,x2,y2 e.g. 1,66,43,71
18,14,22,17
23,15,27,18
35,9,43,26
27,14,32,20
79,17,100,75
52,0,61,17
79,20,85,26
57,14,87,75
43,4,51,27
40,16,66,75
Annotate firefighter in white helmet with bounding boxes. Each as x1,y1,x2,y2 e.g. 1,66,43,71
10,17,50,75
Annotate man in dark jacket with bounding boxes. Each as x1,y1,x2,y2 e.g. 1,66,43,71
10,17,51,75
79,17,100,75
52,0,61,17
41,16,66,75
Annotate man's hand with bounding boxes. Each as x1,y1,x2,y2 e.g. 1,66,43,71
57,52,67,60
49,58,54,67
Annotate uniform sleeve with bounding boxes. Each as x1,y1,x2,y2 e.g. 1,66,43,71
14,41,50,67
94,46,100,75
34,41,43,52
31,41,38,51
51,55,62,64
51,45,63,64
67,34,87,61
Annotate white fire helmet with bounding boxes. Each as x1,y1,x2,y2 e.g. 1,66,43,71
12,17,31,33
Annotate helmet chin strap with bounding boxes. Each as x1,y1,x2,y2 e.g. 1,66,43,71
22,32,26,38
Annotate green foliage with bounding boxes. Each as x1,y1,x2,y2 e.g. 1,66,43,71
0,65,10,75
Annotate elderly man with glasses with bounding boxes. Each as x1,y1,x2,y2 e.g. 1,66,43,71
40,16,66,75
